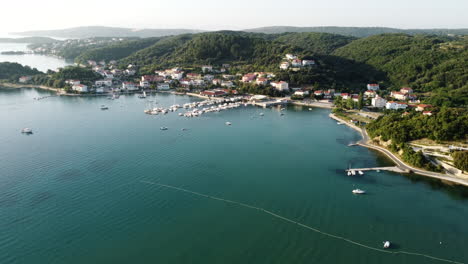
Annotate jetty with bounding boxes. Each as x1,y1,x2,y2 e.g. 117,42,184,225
346,167,408,173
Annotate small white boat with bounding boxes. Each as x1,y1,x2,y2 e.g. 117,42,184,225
351,170,356,176
337,122,343,125
21,128,33,134
376,169,381,173
309,108,312,111
181,128,187,131
178,113,183,116
352,189,366,194
100,105,109,110
259,113,264,116
225,122,232,126
358,170,364,175
160,127,168,130
383,241,391,249
347,171,352,176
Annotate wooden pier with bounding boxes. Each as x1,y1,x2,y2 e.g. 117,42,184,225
346,166,409,173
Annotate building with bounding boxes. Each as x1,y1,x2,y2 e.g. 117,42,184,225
364,90,376,98
242,74,256,82
400,87,413,94
416,104,432,112
221,81,234,88
279,62,290,70
65,79,80,85
201,90,227,97
386,101,408,110
302,59,316,66
371,96,387,108
256,77,268,85
204,74,215,81
291,59,302,67
314,90,324,96
294,90,309,96
367,84,380,91
157,83,170,90
271,81,289,91
212,79,221,85
391,91,408,100
95,79,113,87
171,71,184,80
186,73,202,79
423,111,433,116
72,84,88,92
19,76,32,83
103,71,114,79
340,93,350,100
139,80,150,88
351,95,359,102
285,54,297,60
122,82,138,91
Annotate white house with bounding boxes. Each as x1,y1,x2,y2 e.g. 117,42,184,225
221,81,234,88
371,96,387,108
256,78,268,85
157,83,170,90
364,90,376,98
280,62,290,70
391,91,408,100
19,76,32,83
95,79,113,87
103,71,114,79
294,90,309,96
386,101,408,110
367,84,380,91
171,71,184,80
204,74,215,81
285,54,297,60
139,80,150,88
72,84,88,92
302,60,316,66
122,82,138,91
271,81,289,91
66,79,80,85
400,87,413,94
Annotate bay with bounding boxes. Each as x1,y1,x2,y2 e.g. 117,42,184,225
0,88,467,264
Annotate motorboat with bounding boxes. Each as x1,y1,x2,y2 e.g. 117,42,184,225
309,108,312,111
100,105,109,110
337,122,343,125
351,170,356,176
160,127,168,130
225,122,232,126
383,241,391,249
21,128,33,134
352,189,366,194
347,171,352,176
259,113,264,116
358,170,364,175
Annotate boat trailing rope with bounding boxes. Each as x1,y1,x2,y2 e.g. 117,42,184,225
140,180,464,264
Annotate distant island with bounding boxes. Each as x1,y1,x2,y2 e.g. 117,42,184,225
11,26,203,39
11,25,468,39
0,36,57,44
1,51,27,55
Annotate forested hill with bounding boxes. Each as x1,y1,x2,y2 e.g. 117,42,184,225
75,37,164,64
118,31,354,68
0,62,43,81
333,34,468,106
244,26,468,37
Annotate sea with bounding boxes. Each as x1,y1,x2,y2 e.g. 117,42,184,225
0,87,467,264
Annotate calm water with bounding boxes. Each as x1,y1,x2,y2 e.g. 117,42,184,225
0,42,72,72
0,88,467,264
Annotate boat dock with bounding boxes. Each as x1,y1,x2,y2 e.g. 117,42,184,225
346,166,409,173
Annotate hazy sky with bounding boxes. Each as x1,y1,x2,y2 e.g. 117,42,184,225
0,0,467,32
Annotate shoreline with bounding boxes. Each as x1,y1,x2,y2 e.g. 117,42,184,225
329,113,468,187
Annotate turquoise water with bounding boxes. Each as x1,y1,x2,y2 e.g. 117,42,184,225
1,88,467,264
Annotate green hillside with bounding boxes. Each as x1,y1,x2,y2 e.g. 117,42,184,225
333,34,468,106
75,37,163,63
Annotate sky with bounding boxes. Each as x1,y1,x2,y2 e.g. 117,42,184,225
0,0,467,33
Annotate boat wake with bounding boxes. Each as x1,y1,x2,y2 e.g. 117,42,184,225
140,180,464,264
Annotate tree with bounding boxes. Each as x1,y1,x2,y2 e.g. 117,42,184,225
357,92,364,109
453,151,468,172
